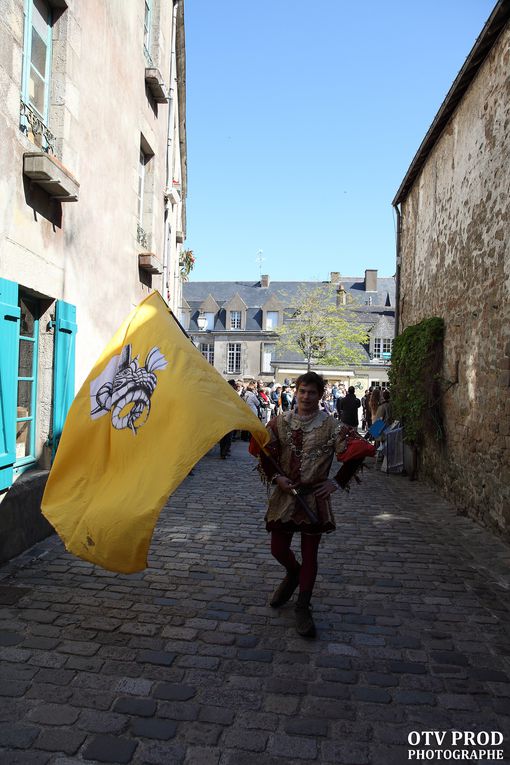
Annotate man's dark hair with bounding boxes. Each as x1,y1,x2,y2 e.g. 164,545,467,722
348,385,355,394
295,372,325,396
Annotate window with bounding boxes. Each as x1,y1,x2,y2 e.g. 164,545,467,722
266,311,278,330
230,310,242,330
373,337,393,359
0,277,77,491
227,343,241,374
262,343,275,373
137,139,154,249
20,0,55,150
22,0,52,120
16,295,39,464
200,343,214,365
204,312,215,330
143,0,152,61
137,149,147,223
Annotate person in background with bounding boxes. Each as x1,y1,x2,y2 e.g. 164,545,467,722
336,386,361,429
219,379,238,458
375,389,392,425
271,385,282,416
321,392,335,416
257,381,271,424
243,380,261,418
369,387,381,425
281,385,292,412
361,389,370,430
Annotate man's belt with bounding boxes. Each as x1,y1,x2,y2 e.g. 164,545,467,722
294,483,321,497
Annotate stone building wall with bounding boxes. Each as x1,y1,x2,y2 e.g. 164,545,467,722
0,0,185,388
398,24,510,538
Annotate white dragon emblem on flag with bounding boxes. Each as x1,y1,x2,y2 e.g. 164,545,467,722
90,344,168,434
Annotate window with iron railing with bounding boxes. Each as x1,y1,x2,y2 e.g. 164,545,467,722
20,0,57,152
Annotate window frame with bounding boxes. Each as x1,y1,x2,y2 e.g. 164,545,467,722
227,342,241,375
15,294,39,469
382,338,393,358
21,0,53,124
204,312,215,331
200,342,214,365
137,138,154,248
137,148,147,225
261,342,275,374
265,311,279,330
143,0,152,62
230,310,242,330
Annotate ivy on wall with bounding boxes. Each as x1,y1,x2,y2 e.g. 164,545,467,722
388,317,445,445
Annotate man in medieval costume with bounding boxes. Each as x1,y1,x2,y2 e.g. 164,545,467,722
254,371,372,638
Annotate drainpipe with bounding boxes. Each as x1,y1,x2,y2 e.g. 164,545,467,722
162,0,179,305
393,203,402,337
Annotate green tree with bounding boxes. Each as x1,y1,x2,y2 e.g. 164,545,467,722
275,284,369,371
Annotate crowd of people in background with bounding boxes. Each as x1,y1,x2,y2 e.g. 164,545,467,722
219,379,393,459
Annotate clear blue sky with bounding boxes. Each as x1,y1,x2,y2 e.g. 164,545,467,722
184,0,495,282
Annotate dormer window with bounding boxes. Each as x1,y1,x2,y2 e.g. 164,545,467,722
224,293,247,332
198,295,220,331
373,338,393,359
230,310,242,330
265,311,279,330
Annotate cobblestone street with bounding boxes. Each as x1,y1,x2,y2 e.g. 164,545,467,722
1,441,510,765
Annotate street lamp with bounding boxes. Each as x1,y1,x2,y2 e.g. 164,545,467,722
197,313,208,331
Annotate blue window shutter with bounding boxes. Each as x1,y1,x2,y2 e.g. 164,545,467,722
0,278,20,491
52,300,77,456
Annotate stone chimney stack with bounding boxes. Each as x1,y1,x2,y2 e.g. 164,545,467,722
330,271,340,284
364,269,378,292
336,284,347,307
260,274,270,288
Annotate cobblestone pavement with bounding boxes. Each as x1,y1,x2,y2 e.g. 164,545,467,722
1,440,510,765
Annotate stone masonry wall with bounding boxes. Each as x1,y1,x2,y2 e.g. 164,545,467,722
398,24,510,539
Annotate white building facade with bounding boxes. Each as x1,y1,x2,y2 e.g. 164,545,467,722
183,271,395,391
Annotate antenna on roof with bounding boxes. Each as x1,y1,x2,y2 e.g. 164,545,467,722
255,249,264,277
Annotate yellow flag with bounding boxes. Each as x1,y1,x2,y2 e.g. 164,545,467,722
41,291,269,573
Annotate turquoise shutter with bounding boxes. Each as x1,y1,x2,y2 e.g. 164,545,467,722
52,300,77,456
0,278,20,491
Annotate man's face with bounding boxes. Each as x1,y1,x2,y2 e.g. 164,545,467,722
296,383,321,413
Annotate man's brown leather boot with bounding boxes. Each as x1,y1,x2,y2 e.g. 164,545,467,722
295,591,316,637
269,566,301,608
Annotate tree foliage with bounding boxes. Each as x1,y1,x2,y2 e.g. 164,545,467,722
275,284,369,371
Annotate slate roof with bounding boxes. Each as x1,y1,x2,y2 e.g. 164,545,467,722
183,277,396,333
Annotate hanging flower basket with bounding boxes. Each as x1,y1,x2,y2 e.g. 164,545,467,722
179,249,195,281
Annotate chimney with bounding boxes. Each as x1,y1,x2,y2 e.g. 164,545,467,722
260,274,270,288
364,269,378,292
336,284,347,307
330,271,340,284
